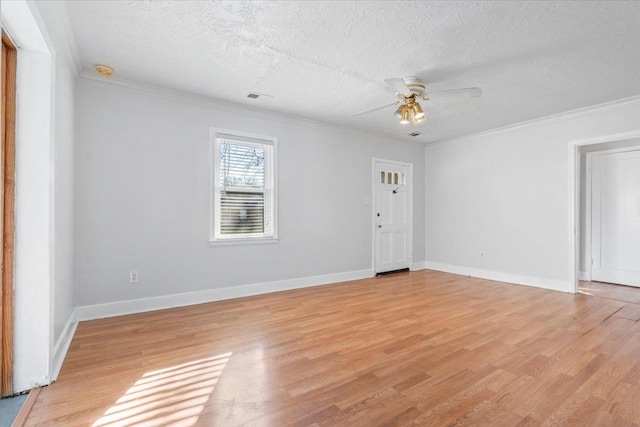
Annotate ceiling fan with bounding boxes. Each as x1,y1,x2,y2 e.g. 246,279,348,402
352,76,482,124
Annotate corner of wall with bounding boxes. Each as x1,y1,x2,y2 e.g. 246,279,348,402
29,0,82,76
50,309,78,382
411,261,427,271
578,271,590,281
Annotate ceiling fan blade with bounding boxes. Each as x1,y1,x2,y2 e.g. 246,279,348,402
426,87,482,100
351,101,399,117
385,78,413,97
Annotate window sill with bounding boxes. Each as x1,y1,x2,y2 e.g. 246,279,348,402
208,237,279,247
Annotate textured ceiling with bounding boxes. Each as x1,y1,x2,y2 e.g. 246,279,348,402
63,1,640,143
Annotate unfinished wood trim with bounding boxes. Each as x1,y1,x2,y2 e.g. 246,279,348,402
1,30,17,398
12,387,42,427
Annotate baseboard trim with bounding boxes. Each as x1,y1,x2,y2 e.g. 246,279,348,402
410,261,427,271
76,268,374,321
51,309,78,381
424,261,571,293
578,271,590,281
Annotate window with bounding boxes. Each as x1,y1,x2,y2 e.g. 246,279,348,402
379,170,406,185
211,129,277,244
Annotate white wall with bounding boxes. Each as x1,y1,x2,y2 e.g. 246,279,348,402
75,78,425,307
30,0,78,379
12,48,53,392
3,0,53,392
425,98,640,292
2,0,77,392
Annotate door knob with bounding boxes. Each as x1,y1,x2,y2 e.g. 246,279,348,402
378,225,382,228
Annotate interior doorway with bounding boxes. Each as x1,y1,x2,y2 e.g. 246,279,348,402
1,30,17,397
373,159,413,274
570,131,640,294
588,148,640,287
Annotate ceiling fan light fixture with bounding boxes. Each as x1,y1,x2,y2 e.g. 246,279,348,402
399,108,410,124
351,76,482,126
412,102,425,120
394,104,406,119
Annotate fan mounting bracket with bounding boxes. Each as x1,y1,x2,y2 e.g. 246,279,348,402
402,76,426,97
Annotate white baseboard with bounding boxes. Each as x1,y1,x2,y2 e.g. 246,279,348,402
51,309,78,381
424,261,571,293
578,271,590,281
411,261,427,271
76,268,374,321
51,264,567,378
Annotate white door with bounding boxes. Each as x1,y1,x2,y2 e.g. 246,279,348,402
374,160,412,274
591,149,640,287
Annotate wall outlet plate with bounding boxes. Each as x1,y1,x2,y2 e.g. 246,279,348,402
129,271,139,283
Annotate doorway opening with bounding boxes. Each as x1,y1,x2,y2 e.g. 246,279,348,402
570,131,640,295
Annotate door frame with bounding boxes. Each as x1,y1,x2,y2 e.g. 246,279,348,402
2,0,57,393
1,30,17,397
569,130,640,294
371,158,413,274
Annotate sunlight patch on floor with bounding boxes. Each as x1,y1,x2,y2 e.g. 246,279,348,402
92,352,232,427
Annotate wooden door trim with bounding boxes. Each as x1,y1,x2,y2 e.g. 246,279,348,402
1,30,17,397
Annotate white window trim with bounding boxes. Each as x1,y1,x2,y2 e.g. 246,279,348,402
209,127,278,246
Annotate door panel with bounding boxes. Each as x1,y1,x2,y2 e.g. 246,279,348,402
395,232,407,262
395,192,407,222
374,161,412,274
379,190,391,223
380,232,392,264
592,149,640,287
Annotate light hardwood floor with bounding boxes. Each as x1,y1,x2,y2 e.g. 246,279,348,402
25,270,640,426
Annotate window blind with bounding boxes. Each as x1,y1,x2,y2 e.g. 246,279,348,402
219,142,265,188
217,139,272,237
220,192,264,234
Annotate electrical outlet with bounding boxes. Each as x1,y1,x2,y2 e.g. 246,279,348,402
480,251,486,259
129,271,139,283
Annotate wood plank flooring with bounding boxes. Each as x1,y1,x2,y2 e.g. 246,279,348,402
25,270,640,426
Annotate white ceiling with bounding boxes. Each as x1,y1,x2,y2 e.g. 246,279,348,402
63,1,640,143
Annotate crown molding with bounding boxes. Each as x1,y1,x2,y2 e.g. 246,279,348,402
78,72,417,147
427,95,640,149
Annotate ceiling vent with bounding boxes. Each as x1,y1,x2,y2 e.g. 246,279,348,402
247,93,261,99
408,131,422,137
